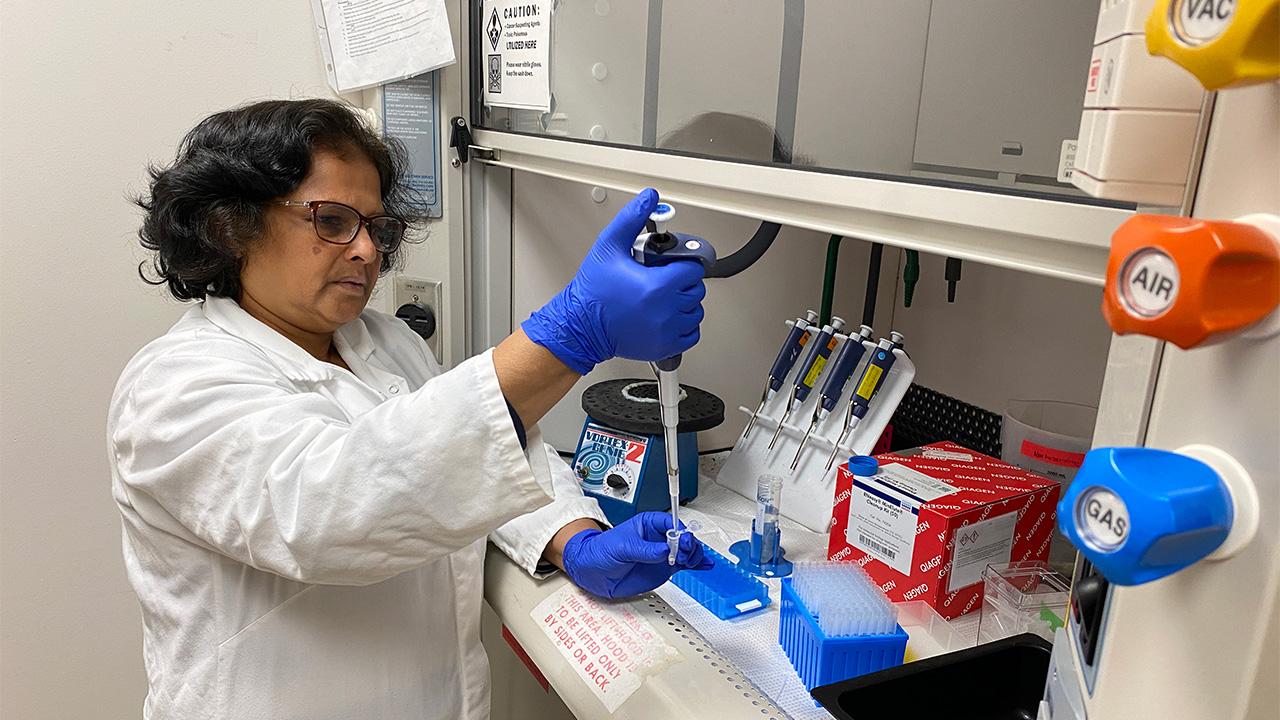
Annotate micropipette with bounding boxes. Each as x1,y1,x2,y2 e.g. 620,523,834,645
652,356,683,564
630,201,717,564
741,309,819,441
766,316,846,452
825,331,904,470
789,324,874,470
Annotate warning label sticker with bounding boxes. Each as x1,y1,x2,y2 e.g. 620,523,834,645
948,511,1017,593
532,585,678,712
481,0,551,111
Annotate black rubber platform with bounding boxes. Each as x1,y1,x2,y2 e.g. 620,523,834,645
581,379,724,436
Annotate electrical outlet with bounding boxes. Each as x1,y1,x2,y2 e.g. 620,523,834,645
394,276,444,364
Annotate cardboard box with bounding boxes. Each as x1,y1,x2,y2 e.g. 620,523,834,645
827,441,1061,620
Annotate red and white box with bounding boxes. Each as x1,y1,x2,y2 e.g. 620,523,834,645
827,441,1061,620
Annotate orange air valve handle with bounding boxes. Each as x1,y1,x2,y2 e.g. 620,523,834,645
1102,214,1280,349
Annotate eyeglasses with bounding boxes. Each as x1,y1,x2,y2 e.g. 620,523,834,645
274,200,406,254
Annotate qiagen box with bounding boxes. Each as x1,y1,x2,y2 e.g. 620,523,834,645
827,441,1061,620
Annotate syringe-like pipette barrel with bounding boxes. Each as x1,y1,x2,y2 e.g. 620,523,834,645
849,336,899,419
786,323,867,468
792,316,845,405
815,324,874,418
650,357,684,564
767,316,845,451
742,310,818,440
766,310,819,395
825,333,904,468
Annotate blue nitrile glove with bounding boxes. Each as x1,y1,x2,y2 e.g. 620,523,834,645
561,512,714,599
521,188,707,375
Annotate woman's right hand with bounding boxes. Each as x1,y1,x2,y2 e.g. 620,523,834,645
521,188,707,375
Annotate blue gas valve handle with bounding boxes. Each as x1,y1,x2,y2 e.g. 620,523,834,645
1058,447,1233,586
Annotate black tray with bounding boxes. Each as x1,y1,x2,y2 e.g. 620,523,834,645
811,633,1052,720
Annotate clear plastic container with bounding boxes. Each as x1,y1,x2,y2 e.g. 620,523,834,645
1000,399,1097,484
977,561,1071,645
895,601,972,662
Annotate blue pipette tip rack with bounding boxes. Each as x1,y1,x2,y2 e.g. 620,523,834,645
778,578,908,692
670,543,771,620
729,539,794,578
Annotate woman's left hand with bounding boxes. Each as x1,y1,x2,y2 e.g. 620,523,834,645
560,512,713,599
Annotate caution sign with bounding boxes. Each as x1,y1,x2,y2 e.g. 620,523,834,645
531,585,679,713
481,0,551,111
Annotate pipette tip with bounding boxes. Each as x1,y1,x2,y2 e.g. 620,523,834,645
790,417,818,471
766,407,792,451
742,397,767,440
825,433,847,471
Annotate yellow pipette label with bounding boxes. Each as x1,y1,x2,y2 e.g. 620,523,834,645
802,337,839,388
856,364,883,399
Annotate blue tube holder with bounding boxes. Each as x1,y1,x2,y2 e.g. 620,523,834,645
778,578,908,692
729,535,794,578
670,543,771,620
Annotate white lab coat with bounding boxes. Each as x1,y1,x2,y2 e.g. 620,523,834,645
108,296,606,720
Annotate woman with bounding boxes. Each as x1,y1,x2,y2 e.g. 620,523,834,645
110,98,709,720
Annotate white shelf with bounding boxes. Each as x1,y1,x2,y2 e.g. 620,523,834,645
470,128,1132,286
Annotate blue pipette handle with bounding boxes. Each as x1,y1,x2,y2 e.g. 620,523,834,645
849,337,900,419
816,325,873,414
791,319,843,404
631,203,717,270
767,313,816,393
631,202,717,371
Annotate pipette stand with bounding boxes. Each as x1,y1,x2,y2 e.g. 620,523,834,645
718,321,916,533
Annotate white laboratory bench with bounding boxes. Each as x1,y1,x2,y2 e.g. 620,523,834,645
485,548,789,719
484,457,982,720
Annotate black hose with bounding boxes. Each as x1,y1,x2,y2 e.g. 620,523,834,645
819,235,842,325
704,221,782,279
863,242,883,327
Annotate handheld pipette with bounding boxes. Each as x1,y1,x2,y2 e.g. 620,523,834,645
789,324,874,470
766,316,846,452
631,201,717,564
741,310,819,441
825,331,904,470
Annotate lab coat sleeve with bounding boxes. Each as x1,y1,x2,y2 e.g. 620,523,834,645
111,347,552,587
489,438,608,576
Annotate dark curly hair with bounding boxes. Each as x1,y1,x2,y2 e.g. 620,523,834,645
135,98,421,301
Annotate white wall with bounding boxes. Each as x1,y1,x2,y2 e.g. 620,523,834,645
884,251,1113,413
0,3,454,717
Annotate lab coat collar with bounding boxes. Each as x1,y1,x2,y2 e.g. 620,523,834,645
202,296,375,382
